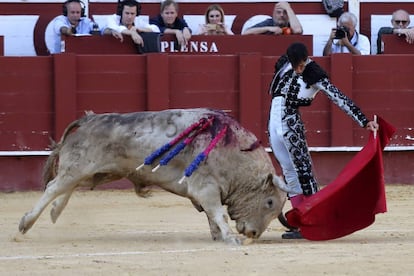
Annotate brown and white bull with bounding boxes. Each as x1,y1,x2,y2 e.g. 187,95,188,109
19,108,287,245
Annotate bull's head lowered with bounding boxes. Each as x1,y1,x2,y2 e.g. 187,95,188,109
225,174,287,240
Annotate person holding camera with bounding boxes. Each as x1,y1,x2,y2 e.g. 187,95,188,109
242,1,303,35
268,42,379,239
323,12,370,56
196,4,234,35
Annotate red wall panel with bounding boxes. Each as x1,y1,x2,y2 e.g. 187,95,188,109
352,55,414,146
0,57,53,151
0,52,413,190
168,55,239,116
53,55,150,132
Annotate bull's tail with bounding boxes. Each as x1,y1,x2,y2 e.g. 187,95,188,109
42,118,85,189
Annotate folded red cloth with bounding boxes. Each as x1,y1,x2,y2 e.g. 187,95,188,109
286,116,396,240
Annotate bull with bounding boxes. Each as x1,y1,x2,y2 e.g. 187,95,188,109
18,108,287,245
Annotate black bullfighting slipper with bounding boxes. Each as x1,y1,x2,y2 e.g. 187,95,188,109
281,229,303,239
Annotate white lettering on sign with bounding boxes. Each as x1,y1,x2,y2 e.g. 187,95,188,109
161,40,219,53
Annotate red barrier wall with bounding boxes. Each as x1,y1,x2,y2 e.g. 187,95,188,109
0,57,54,150
0,53,413,190
382,34,414,54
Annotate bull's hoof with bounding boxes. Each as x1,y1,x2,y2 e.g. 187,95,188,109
210,231,222,241
224,235,242,246
242,238,254,245
18,216,29,234
18,213,36,234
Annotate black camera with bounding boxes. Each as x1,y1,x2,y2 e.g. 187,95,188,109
334,26,349,39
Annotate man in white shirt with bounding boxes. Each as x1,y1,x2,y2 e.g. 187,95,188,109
102,0,159,47
323,12,370,55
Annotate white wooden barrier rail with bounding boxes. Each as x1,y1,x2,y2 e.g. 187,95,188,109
1,13,336,56
1,146,413,157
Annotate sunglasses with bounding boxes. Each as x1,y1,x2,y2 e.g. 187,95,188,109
394,20,408,24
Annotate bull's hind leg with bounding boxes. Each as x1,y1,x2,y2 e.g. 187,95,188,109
19,176,79,234
50,189,75,223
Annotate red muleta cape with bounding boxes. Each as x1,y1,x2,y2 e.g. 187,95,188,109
285,116,396,241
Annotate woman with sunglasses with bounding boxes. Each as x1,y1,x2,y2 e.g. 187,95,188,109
196,4,234,35
377,9,414,54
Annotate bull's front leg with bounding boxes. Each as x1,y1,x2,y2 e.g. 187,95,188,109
206,214,222,241
204,205,241,245
190,185,241,245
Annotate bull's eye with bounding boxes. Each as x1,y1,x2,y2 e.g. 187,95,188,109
266,198,274,209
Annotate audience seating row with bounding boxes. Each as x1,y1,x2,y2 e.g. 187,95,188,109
0,14,413,56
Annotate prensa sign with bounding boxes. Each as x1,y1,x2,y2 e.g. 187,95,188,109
161,40,219,53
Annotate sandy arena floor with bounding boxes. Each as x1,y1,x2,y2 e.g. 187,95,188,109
1,185,413,276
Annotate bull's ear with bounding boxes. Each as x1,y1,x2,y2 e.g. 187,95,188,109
266,173,273,184
260,173,274,191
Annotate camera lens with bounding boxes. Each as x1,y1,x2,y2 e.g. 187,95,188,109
334,29,345,39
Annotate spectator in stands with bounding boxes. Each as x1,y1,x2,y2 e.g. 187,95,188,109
268,42,379,239
196,4,234,35
323,12,370,55
52,0,96,54
376,9,414,54
242,2,303,35
150,0,192,46
102,0,159,47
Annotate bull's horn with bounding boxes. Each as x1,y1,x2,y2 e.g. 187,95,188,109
277,213,298,230
272,175,301,194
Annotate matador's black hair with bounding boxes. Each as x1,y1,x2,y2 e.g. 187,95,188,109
286,42,308,69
